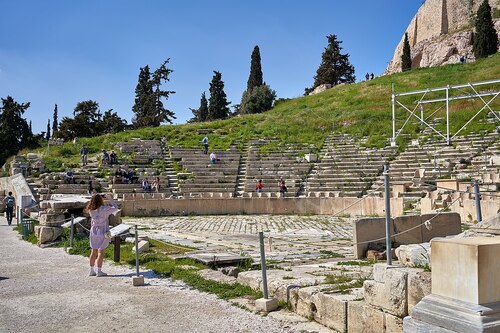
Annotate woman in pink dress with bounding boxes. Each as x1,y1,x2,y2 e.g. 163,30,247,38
87,193,119,277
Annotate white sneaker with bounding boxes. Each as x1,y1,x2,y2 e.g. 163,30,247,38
89,270,96,276
96,271,107,277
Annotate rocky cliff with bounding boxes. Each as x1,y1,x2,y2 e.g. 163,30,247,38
385,0,500,74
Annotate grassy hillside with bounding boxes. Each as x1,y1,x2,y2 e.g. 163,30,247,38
24,53,500,170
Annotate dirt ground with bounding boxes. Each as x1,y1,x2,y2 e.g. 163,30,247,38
0,218,333,333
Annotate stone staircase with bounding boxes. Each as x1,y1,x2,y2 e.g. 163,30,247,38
234,142,249,197
305,134,397,197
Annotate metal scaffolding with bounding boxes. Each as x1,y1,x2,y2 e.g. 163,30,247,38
391,78,500,145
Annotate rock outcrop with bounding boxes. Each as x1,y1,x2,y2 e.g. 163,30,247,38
386,0,500,74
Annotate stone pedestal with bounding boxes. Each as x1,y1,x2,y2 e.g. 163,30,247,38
255,298,278,312
404,237,500,332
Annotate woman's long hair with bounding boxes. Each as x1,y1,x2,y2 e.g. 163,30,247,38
87,193,104,211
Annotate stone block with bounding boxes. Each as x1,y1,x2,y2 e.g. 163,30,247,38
407,270,431,314
364,264,408,317
395,243,431,267
314,292,357,333
347,301,385,333
37,226,63,244
255,298,278,312
197,269,236,284
132,275,144,286
421,212,461,241
132,240,149,253
385,312,404,333
39,212,65,227
431,237,500,305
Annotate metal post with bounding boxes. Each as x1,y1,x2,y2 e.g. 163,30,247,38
134,225,140,277
383,165,392,265
420,104,424,127
113,236,121,262
446,86,450,146
391,85,396,144
69,215,74,249
259,231,269,299
473,181,482,223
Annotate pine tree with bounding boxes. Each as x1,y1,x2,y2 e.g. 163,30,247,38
307,34,355,94
150,59,176,126
247,46,263,90
240,85,276,115
46,119,51,140
473,0,498,59
132,60,176,127
0,96,31,166
207,71,230,120
401,32,412,71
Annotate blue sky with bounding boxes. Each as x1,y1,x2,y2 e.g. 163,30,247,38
0,1,422,134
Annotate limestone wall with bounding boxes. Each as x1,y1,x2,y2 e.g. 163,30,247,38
120,195,405,217
386,0,500,73
0,174,36,206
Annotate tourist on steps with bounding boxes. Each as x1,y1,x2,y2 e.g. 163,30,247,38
87,193,119,277
256,179,263,193
202,135,209,154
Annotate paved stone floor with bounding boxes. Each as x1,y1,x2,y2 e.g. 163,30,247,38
124,215,354,263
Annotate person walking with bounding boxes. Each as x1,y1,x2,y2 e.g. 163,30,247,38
80,145,89,166
87,193,119,277
3,192,15,226
202,136,209,154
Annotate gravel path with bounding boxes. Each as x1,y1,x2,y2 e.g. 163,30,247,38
0,218,307,333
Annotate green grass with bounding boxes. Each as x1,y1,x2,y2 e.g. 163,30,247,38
26,54,499,172
336,260,379,266
29,229,260,300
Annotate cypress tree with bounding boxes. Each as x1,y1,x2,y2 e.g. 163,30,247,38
132,65,155,128
198,92,208,121
307,34,355,94
401,32,412,71
207,71,230,120
188,92,209,123
473,0,498,59
46,119,51,140
52,104,58,136
247,45,263,90
241,46,276,114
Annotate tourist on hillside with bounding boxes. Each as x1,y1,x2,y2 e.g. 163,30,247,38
255,179,263,193
65,169,75,184
152,177,161,192
278,177,287,197
161,136,167,151
87,193,119,277
109,150,118,164
202,135,209,154
88,180,94,195
101,150,110,167
113,167,123,184
80,145,89,166
210,151,217,164
370,73,374,80
365,73,370,81
3,191,15,226
128,170,138,184
142,177,151,192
